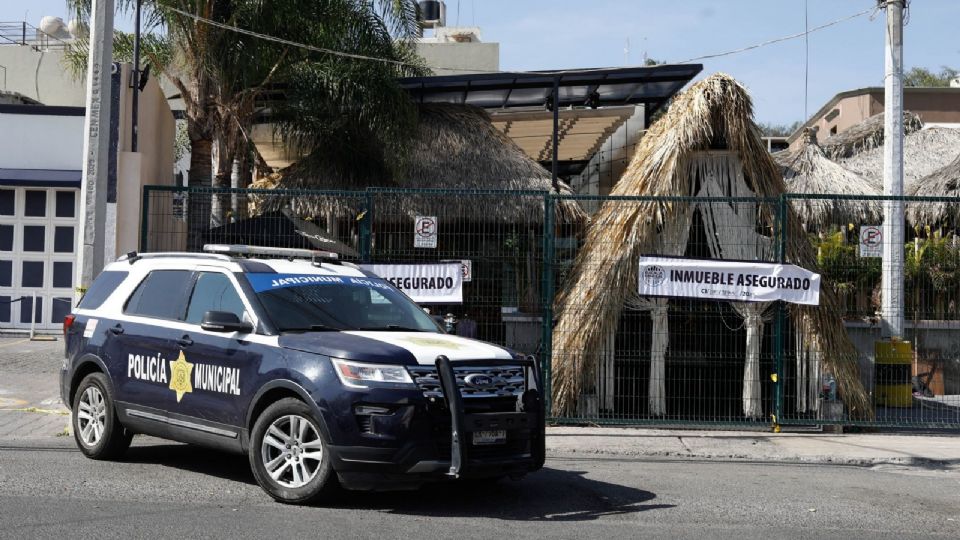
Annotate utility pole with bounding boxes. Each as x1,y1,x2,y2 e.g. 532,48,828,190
880,0,905,339
131,0,141,152
76,0,115,297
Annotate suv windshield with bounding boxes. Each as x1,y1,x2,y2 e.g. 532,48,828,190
246,273,440,333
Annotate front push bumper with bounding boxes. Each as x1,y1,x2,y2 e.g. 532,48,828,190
329,355,546,491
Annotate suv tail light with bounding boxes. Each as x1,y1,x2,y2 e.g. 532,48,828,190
63,314,76,336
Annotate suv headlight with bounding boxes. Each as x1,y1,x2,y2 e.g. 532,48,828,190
331,358,415,388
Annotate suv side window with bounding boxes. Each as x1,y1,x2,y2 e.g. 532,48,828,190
125,270,192,320
185,272,247,324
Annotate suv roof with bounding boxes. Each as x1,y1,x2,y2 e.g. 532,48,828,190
107,250,365,278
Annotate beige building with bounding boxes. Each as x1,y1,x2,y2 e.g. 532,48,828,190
0,61,179,332
787,87,960,151
414,26,499,75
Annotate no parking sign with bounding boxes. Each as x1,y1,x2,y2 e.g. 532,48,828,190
414,216,437,249
859,226,882,258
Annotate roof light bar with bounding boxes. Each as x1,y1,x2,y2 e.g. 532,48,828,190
202,244,339,260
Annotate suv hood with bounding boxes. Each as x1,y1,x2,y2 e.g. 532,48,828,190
278,331,513,365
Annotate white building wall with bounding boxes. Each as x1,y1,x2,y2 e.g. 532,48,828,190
0,47,86,106
414,41,499,75
0,112,84,170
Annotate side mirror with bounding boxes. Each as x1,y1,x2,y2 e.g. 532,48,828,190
200,311,253,333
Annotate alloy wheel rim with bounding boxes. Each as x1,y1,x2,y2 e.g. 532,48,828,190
77,386,107,447
260,414,324,489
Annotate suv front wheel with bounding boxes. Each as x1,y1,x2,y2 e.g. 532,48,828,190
249,398,336,504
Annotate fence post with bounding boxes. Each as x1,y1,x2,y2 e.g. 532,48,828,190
359,191,374,263
773,195,788,431
29,291,37,340
540,193,556,417
139,185,151,252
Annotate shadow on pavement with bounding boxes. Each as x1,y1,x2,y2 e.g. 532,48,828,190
123,442,258,486
327,467,675,521
123,442,673,519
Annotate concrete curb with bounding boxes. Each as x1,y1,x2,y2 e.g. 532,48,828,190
545,427,960,469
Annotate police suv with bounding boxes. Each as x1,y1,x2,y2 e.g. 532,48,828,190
61,245,544,504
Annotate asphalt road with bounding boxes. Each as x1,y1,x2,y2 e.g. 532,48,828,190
0,440,957,539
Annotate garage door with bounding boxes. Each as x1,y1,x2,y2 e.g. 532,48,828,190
0,187,78,331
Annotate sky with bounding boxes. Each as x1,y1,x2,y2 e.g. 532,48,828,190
3,0,958,126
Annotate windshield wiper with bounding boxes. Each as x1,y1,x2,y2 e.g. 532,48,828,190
357,324,427,332
278,324,340,333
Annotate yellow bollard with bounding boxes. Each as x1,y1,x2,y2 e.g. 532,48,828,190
874,339,913,407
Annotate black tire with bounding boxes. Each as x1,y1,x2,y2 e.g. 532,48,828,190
72,372,132,460
248,398,336,504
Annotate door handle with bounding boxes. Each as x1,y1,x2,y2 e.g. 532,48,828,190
177,335,194,347
108,325,124,335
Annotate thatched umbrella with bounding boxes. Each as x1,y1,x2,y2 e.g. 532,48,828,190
771,111,923,167
839,126,960,190
250,104,587,225
819,111,924,160
906,152,960,225
782,128,883,229
551,73,872,420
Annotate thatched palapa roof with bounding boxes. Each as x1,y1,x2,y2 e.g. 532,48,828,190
250,104,587,225
772,111,923,167
819,111,924,160
781,128,882,228
906,152,960,225
550,73,872,419
840,126,960,191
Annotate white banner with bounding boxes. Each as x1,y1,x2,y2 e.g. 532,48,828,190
638,256,821,306
360,263,462,304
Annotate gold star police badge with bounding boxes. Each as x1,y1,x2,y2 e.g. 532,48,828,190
168,351,194,402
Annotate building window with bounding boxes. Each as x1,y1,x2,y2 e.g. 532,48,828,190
51,297,72,324
0,225,12,251
55,191,76,218
54,226,74,253
24,191,47,217
0,260,10,287
830,126,838,136
20,296,41,324
22,225,45,252
0,190,13,216
21,261,44,288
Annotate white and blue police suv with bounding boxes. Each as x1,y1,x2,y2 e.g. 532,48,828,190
61,245,544,504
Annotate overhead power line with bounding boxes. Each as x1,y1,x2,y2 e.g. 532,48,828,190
165,4,875,76
674,7,875,64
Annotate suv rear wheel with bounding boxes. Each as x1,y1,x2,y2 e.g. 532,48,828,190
249,398,336,504
72,372,133,459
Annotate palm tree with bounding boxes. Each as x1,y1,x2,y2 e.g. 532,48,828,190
65,0,425,248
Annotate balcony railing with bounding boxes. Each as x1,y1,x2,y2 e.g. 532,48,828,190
0,21,72,51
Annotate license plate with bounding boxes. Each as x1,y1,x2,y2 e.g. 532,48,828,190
472,430,507,445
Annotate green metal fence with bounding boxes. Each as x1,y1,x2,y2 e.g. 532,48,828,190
141,185,960,429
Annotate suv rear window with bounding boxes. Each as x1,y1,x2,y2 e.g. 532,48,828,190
125,270,192,320
77,271,128,309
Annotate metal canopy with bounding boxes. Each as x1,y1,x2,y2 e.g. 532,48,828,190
400,65,701,190
399,64,703,111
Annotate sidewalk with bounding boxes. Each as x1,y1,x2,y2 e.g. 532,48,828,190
0,337,70,441
547,426,960,468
